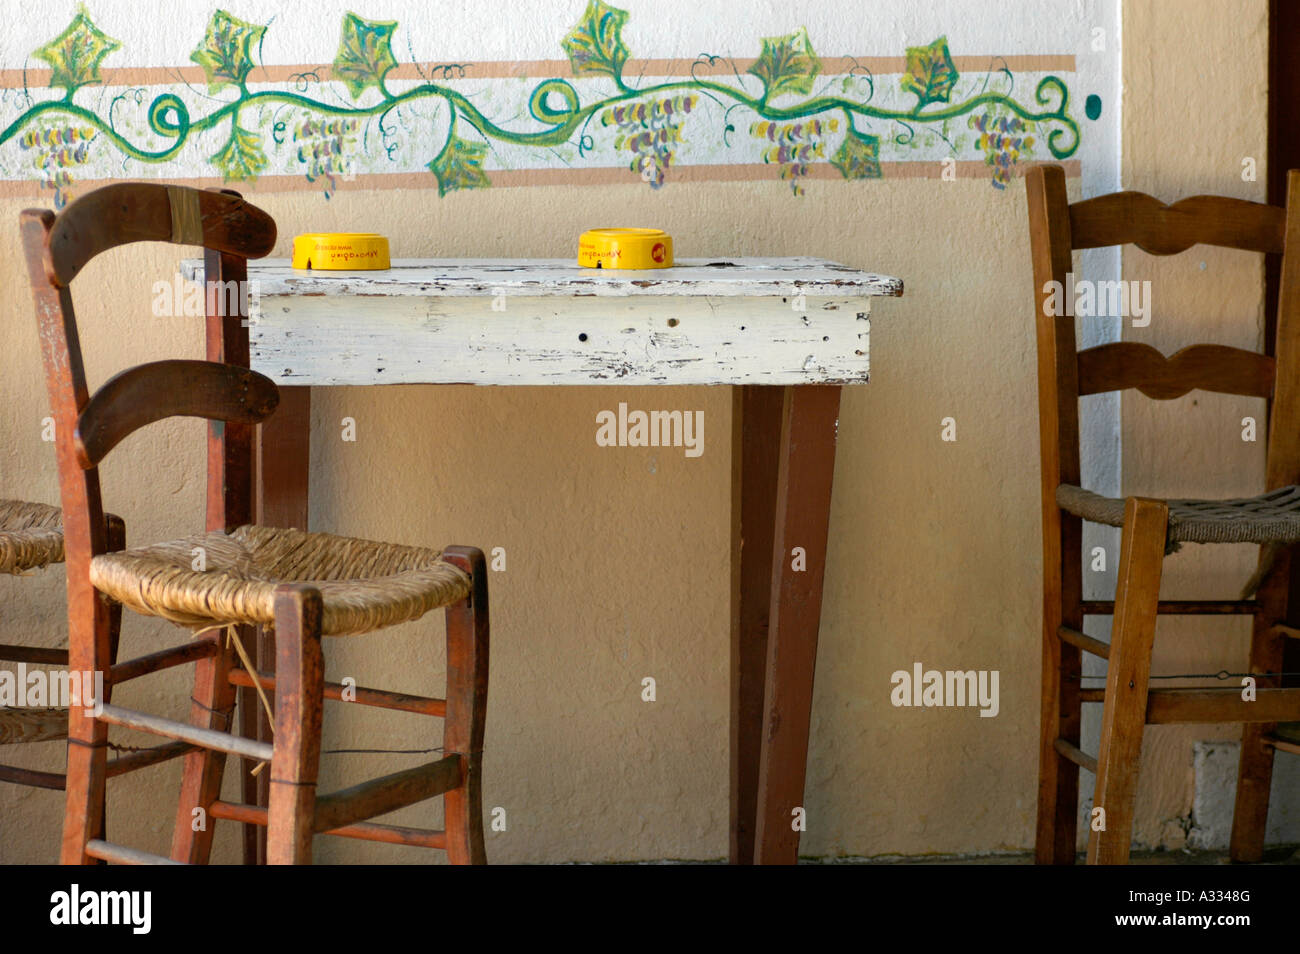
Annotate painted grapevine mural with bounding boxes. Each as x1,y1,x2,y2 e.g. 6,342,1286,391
1,3,1081,207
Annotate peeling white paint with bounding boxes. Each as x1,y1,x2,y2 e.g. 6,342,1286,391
183,257,895,386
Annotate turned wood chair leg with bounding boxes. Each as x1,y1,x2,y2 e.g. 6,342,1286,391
1088,497,1168,865
1230,546,1291,861
61,718,109,865
267,585,324,865
1231,724,1278,861
1036,511,1084,864
1037,644,1083,864
171,627,241,862
60,587,113,865
441,546,489,865
239,698,262,864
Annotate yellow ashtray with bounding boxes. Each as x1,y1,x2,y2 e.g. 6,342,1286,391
292,232,390,270
577,228,673,269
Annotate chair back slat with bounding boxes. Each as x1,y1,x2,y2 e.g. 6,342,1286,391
22,183,278,567
1077,342,1275,400
1068,190,1286,255
75,360,280,469
43,183,275,287
1029,164,1300,494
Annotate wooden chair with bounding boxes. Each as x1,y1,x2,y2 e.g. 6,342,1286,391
1029,163,1300,864
0,501,125,796
22,182,489,865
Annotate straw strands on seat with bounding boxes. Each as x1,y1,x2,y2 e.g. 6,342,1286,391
1057,484,1300,554
90,524,472,636
0,499,64,574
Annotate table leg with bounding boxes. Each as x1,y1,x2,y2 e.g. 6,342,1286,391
730,386,785,864
249,384,312,863
753,385,841,865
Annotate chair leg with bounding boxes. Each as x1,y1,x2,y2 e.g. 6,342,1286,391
1036,511,1084,864
1230,546,1291,862
1087,497,1168,865
61,715,108,865
105,514,125,665
97,513,125,852
170,627,240,863
1231,725,1277,861
60,577,113,865
441,546,489,865
266,585,324,865
238,690,263,864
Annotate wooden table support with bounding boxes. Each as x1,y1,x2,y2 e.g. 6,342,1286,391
253,382,840,865
191,256,897,865
732,385,842,864
730,386,783,864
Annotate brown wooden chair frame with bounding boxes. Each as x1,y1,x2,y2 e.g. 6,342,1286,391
23,182,488,864
1029,163,1300,865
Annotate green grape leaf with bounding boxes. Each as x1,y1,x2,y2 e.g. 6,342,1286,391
211,123,269,182
748,28,821,99
428,134,491,197
332,12,399,99
34,9,121,99
901,36,958,108
191,10,267,92
831,129,882,180
561,0,630,79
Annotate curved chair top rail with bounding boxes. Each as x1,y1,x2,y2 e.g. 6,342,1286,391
38,182,276,287
20,182,281,496
1068,187,1286,256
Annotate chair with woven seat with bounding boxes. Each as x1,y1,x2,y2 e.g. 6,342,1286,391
22,182,489,865
0,499,74,762
1028,163,1300,865
0,500,128,796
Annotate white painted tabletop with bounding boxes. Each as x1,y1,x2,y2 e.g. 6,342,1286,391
182,257,902,299
180,257,902,386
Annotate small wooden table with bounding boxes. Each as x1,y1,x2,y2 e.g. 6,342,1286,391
184,257,902,864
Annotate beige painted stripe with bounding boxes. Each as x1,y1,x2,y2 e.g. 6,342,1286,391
0,53,1075,88
0,159,1081,201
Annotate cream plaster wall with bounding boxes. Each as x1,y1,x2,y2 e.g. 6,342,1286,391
0,0,1285,863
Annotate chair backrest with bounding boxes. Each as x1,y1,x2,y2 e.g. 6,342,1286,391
21,183,279,573
1026,164,1300,502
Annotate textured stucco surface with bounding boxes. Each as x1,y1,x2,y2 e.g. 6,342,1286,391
0,0,1288,864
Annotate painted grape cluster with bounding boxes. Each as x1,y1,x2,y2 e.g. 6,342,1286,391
750,119,839,196
20,125,95,209
969,110,1036,190
293,117,360,200
601,95,696,189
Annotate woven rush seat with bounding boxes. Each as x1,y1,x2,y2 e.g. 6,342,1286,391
0,499,63,574
1057,484,1300,554
0,707,67,745
90,524,472,637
